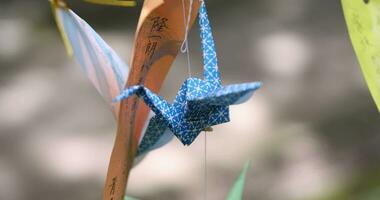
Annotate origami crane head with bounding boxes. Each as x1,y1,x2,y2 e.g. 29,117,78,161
114,2,262,148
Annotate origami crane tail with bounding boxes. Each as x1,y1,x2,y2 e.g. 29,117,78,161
114,86,172,119
199,1,222,88
192,82,262,106
229,82,263,105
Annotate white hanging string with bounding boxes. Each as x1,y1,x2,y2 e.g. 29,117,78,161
201,1,208,198
202,1,207,199
181,0,193,78
181,1,208,199
204,131,208,200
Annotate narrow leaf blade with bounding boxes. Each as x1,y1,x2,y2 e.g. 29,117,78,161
342,0,380,112
226,161,251,200
84,0,136,7
124,196,138,200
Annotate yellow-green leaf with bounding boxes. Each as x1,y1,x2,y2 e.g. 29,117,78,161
342,0,380,112
84,0,136,7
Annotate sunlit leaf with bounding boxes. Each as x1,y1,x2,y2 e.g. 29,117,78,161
342,0,380,112
84,0,136,7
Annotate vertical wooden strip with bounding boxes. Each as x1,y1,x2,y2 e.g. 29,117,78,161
102,1,201,200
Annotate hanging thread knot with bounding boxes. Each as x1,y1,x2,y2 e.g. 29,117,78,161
181,0,194,78
181,0,194,53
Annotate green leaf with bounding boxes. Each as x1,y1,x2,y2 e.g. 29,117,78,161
226,161,251,200
124,195,138,200
84,0,136,7
342,0,380,112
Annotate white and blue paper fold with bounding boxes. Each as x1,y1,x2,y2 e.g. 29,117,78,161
115,2,262,155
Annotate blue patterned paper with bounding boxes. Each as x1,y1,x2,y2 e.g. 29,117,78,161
118,2,262,155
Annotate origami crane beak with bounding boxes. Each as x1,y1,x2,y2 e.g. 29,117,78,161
112,85,142,103
112,95,125,103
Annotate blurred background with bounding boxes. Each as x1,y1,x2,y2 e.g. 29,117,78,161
1,0,380,199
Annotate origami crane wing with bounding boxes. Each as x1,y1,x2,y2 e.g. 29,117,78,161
52,1,129,116
136,116,172,155
52,0,173,158
189,82,262,106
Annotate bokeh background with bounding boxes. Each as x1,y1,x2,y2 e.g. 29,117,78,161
1,0,380,199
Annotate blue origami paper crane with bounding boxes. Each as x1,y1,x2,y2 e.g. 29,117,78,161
115,2,262,155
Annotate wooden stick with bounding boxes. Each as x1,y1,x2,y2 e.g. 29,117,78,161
102,1,200,200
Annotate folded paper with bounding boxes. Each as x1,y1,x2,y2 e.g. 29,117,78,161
115,2,262,150
52,0,261,157
50,0,172,158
